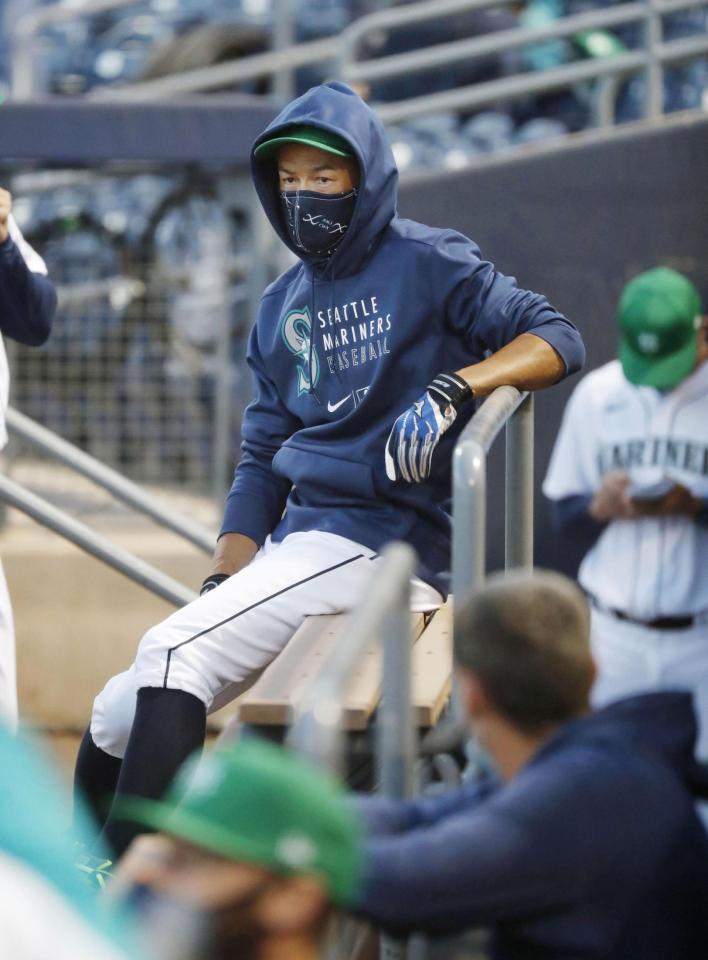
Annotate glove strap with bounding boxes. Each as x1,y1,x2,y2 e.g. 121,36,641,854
200,573,230,596
429,372,473,411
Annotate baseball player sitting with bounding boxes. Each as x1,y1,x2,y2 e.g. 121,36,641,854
0,187,57,731
353,570,708,958
108,738,362,960
543,268,708,759
74,81,584,860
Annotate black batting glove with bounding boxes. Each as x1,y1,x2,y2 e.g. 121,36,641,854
200,573,230,596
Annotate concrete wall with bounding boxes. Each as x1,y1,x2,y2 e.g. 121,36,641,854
398,110,708,574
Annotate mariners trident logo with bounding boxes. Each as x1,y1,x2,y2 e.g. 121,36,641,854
281,306,320,395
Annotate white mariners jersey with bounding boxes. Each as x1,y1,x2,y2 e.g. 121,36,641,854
0,216,48,450
543,359,708,618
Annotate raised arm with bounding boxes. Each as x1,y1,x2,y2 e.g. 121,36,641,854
0,190,57,346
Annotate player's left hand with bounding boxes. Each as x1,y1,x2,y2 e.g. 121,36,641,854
385,372,472,482
630,482,702,519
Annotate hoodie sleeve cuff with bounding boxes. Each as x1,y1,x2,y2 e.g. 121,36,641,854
219,490,283,546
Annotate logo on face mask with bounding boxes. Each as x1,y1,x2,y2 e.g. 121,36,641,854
280,189,358,258
281,306,320,395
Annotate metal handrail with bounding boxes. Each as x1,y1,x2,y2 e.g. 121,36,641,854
343,2,647,84
6,407,216,553
288,541,416,790
58,0,708,131
88,35,338,102
452,388,533,603
0,474,197,607
376,49,648,124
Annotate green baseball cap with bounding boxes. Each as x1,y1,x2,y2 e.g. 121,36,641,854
253,124,354,160
115,738,363,905
618,267,702,389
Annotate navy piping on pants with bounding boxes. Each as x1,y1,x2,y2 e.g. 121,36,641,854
162,553,367,687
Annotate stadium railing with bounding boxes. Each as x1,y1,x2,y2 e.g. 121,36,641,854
13,0,706,131
6,406,215,553
0,470,197,606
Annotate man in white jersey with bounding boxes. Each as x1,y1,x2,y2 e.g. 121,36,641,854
544,267,708,755
0,187,57,729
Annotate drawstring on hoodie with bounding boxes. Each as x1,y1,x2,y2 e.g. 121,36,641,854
307,271,320,403
308,256,342,400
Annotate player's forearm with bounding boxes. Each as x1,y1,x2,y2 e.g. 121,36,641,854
211,533,259,576
457,333,566,398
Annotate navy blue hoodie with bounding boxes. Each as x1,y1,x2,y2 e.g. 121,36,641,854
355,692,708,958
221,83,585,593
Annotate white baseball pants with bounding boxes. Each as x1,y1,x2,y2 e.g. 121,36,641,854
91,531,442,758
590,607,708,760
0,559,18,732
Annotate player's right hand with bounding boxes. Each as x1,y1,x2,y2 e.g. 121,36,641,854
0,188,12,245
200,573,230,595
589,471,635,521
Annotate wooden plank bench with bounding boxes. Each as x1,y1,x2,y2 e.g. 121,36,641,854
236,598,453,732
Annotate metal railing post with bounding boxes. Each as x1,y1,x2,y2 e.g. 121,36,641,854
288,542,416,777
378,566,415,800
505,393,534,570
644,0,664,119
452,435,487,602
453,387,528,602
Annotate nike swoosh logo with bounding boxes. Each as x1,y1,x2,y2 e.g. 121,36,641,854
327,393,352,413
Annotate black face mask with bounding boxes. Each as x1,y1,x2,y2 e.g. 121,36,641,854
279,189,358,258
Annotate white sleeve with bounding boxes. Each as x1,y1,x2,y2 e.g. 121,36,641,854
542,375,601,500
7,214,48,275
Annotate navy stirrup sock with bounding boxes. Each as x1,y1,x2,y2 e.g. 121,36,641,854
99,687,207,859
74,726,123,832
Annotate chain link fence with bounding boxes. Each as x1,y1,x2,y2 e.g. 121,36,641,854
4,166,262,506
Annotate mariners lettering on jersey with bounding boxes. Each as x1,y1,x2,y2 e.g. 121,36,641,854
598,438,708,477
316,294,392,374
281,306,320,395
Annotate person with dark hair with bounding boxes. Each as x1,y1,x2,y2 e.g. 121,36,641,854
353,569,708,958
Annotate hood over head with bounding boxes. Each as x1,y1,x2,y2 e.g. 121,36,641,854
251,82,399,275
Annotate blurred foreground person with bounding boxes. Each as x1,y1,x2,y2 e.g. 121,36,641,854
0,722,137,959
112,737,362,960
353,570,708,959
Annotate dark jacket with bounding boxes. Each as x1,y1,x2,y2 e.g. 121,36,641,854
0,234,56,346
221,82,585,593
355,692,708,958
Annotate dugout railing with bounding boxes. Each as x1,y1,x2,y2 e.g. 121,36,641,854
0,406,211,606
283,386,534,960
14,0,708,133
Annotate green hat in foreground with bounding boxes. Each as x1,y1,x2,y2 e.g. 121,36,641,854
116,738,363,905
618,267,702,389
254,124,354,160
